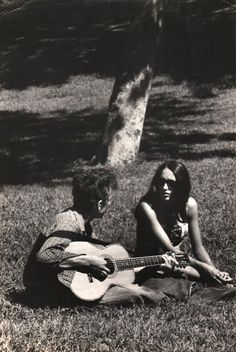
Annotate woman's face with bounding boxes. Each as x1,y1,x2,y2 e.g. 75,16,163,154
157,167,177,203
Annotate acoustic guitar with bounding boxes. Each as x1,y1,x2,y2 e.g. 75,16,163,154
63,241,189,301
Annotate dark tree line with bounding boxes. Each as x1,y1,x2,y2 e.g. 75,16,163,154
85,0,236,83
158,0,236,82
0,0,235,85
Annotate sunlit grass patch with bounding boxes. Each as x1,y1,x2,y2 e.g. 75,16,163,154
0,75,114,113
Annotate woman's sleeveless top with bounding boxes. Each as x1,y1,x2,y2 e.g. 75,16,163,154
135,201,189,256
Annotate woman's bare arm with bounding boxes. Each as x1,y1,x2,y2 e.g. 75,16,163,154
138,202,182,254
187,197,214,265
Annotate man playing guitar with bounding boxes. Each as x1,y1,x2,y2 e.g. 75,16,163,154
24,167,180,306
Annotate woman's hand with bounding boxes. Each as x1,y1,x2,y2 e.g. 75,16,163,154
216,271,233,283
201,263,233,284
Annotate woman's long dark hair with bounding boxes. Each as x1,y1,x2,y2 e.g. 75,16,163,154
140,160,191,218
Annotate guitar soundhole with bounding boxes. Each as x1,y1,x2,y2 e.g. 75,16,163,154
105,258,115,274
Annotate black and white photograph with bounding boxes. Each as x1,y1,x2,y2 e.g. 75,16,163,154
0,0,236,351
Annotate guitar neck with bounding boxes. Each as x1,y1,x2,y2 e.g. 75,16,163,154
114,255,164,271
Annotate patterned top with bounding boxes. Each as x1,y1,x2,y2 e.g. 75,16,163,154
161,215,188,247
23,209,96,289
135,202,189,256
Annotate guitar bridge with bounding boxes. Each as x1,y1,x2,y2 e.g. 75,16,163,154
88,273,93,283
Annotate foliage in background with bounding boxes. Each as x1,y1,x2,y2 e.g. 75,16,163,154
0,0,235,89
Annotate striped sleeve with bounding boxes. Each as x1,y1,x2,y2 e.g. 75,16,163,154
36,235,77,265
37,210,86,265
44,210,85,235
58,269,75,288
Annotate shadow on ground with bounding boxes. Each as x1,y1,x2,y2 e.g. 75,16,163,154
8,287,137,309
140,92,236,160
7,287,99,309
0,0,139,89
0,88,235,185
0,108,107,184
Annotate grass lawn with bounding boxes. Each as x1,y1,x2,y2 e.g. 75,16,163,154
0,71,235,351
0,1,235,350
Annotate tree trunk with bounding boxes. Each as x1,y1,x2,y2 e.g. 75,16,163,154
99,0,163,166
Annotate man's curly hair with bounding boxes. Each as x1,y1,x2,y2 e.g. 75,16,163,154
72,167,118,213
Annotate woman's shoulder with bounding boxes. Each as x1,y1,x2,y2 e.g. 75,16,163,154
137,199,154,211
135,200,156,220
186,197,198,218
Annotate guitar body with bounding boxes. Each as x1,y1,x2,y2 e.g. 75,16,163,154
64,242,135,301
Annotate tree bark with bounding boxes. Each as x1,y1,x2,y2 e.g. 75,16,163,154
99,0,163,166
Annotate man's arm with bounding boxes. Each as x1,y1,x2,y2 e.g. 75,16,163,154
36,233,77,265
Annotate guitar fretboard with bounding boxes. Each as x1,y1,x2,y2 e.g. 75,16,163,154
107,255,164,271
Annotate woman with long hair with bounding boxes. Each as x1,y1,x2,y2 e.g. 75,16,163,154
135,160,232,285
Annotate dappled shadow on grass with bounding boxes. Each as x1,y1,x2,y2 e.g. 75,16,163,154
7,288,60,309
140,91,236,161
0,82,235,185
0,0,139,89
0,108,107,184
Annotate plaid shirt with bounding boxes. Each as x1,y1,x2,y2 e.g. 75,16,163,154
24,209,96,289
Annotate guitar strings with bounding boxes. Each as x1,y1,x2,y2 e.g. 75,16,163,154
105,256,165,271
105,255,188,271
